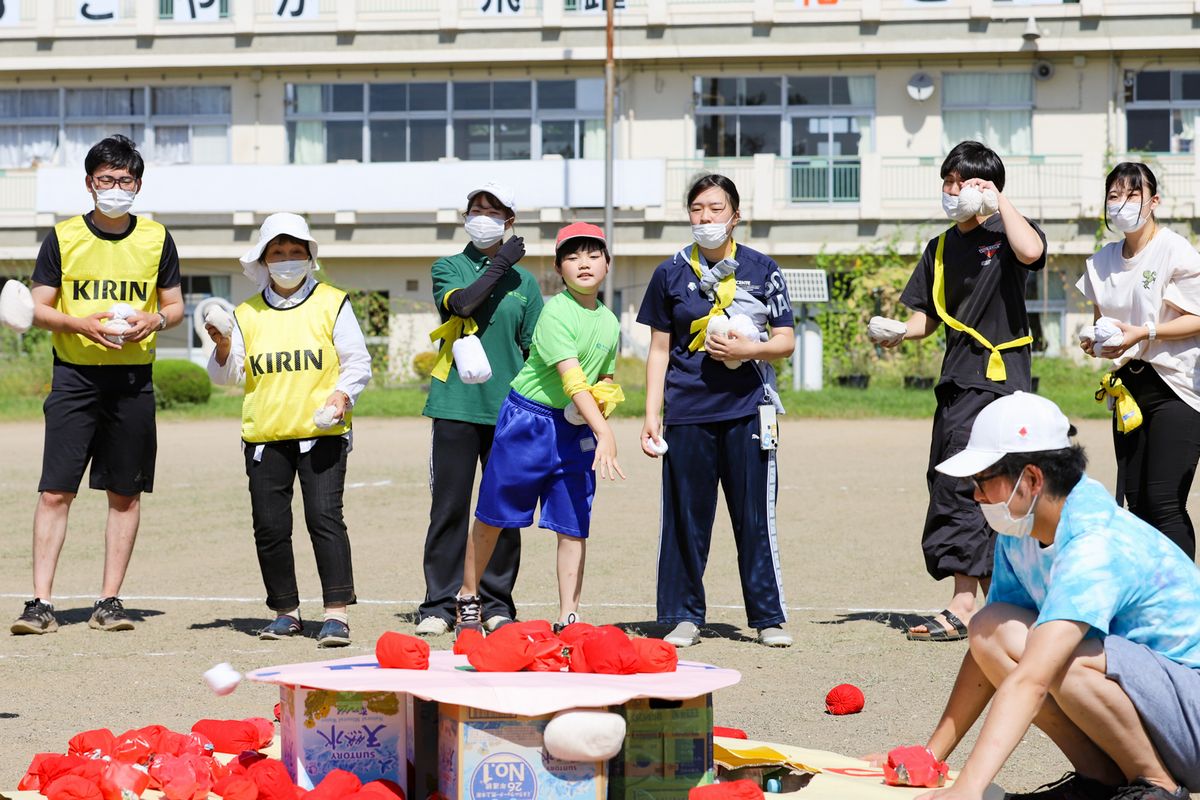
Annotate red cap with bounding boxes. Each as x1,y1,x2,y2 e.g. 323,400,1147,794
556,222,606,250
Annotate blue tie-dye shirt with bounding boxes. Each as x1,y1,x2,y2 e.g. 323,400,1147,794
988,475,1200,669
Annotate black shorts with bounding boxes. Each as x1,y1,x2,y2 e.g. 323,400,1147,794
38,361,157,496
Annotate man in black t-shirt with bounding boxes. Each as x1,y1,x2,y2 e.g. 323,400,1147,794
10,135,183,636
877,141,1047,642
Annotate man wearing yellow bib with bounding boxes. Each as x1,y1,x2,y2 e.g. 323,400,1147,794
876,142,1047,642
11,135,184,636
207,213,372,648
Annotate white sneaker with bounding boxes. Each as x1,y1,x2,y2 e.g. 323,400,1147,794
484,615,513,632
664,621,701,647
414,616,450,636
757,626,793,647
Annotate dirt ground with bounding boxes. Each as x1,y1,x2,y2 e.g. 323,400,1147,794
0,416,1180,794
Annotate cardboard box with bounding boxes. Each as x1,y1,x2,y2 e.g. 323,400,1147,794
608,694,714,799
439,703,607,800
278,685,409,792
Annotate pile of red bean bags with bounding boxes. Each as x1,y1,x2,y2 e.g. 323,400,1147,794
376,622,677,675
18,722,405,800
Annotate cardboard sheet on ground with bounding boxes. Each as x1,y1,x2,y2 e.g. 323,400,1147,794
246,650,741,716
713,737,1005,799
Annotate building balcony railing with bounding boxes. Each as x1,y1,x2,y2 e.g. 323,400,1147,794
9,0,1198,39
5,152,1196,228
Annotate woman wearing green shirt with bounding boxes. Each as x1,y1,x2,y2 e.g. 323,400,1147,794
417,182,543,635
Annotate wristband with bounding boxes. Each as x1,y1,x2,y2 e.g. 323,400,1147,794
561,366,590,398
1146,321,1156,341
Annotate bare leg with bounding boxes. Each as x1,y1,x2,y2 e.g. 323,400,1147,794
101,491,140,599
460,520,502,599
909,572,982,636
32,491,75,603
969,603,1129,787
556,534,586,621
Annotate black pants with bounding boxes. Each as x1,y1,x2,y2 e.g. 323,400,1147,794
1112,362,1200,560
656,415,786,630
244,436,356,611
419,418,521,624
923,383,1000,580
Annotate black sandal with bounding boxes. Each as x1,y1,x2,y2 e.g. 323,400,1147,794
905,609,969,642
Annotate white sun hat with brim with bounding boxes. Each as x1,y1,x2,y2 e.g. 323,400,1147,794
466,182,516,215
935,391,1072,478
239,212,320,290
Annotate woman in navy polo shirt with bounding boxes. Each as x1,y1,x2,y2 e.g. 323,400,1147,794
637,174,797,648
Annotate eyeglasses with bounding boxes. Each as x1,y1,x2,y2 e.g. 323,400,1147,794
92,175,136,189
970,469,1006,493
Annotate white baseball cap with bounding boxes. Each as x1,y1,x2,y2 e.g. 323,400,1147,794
239,213,320,290
466,182,516,214
935,391,1073,478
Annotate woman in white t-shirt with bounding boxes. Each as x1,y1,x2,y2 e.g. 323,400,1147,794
1077,162,1200,560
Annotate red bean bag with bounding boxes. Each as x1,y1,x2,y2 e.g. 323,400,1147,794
882,746,949,788
689,779,765,799
580,626,639,675
17,753,70,791
353,779,406,799
712,726,748,739
376,632,431,670
631,637,678,673
527,637,571,672
247,756,298,800
68,728,115,758
453,628,485,656
214,775,259,800
557,622,597,644
306,769,362,799
245,717,274,749
192,719,262,755
508,620,554,640
44,774,103,800
100,759,151,800
824,683,865,715
467,626,536,672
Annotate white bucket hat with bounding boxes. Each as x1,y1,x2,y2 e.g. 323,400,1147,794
239,213,320,290
935,391,1072,478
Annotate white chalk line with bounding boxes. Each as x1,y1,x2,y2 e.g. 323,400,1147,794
0,593,934,615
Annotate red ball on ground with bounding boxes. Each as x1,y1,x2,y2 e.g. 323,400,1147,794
824,683,865,715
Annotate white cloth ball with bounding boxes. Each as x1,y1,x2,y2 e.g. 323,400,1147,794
452,334,492,385
543,709,627,762
0,279,34,333
102,317,130,345
867,316,907,346
203,662,241,696
313,405,339,430
204,306,234,337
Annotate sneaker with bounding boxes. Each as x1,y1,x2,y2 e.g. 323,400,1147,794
1005,772,1121,800
1110,779,1188,800
757,626,793,647
552,612,579,635
11,599,57,635
414,615,450,636
664,621,701,647
316,619,351,648
88,597,134,632
485,615,513,632
455,594,484,635
259,614,302,640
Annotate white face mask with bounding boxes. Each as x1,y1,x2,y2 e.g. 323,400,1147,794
464,215,506,249
268,259,311,290
1107,201,1149,234
941,192,976,223
980,471,1040,538
692,221,733,249
95,188,136,219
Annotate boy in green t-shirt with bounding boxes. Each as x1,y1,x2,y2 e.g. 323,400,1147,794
456,223,624,635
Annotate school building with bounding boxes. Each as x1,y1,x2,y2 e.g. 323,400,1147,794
0,0,1197,374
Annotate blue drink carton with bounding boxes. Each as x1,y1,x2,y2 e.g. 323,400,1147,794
278,685,410,792
439,704,606,800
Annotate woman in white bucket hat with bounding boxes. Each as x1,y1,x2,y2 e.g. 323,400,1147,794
206,212,372,648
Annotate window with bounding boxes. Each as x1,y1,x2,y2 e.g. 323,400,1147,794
1125,70,1200,154
942,72,1033,155
158,0,230,18
285,79,603,163
1025,266,1069,357
694,75,873,203
0,85,230,169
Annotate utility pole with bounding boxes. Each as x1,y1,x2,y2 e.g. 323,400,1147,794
603,0,615,308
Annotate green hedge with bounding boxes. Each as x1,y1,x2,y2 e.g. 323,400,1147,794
154,359,211,408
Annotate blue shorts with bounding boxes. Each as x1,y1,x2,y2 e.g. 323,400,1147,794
475,390,597,538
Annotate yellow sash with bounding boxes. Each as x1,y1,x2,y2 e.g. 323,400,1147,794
588,381,625,418
687,241,739,352
1096,372,1143,433
428,287,478,382
932,232,1032,382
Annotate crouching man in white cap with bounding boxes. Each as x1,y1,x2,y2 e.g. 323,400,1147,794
206,212,372,648
906,391,1200,800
